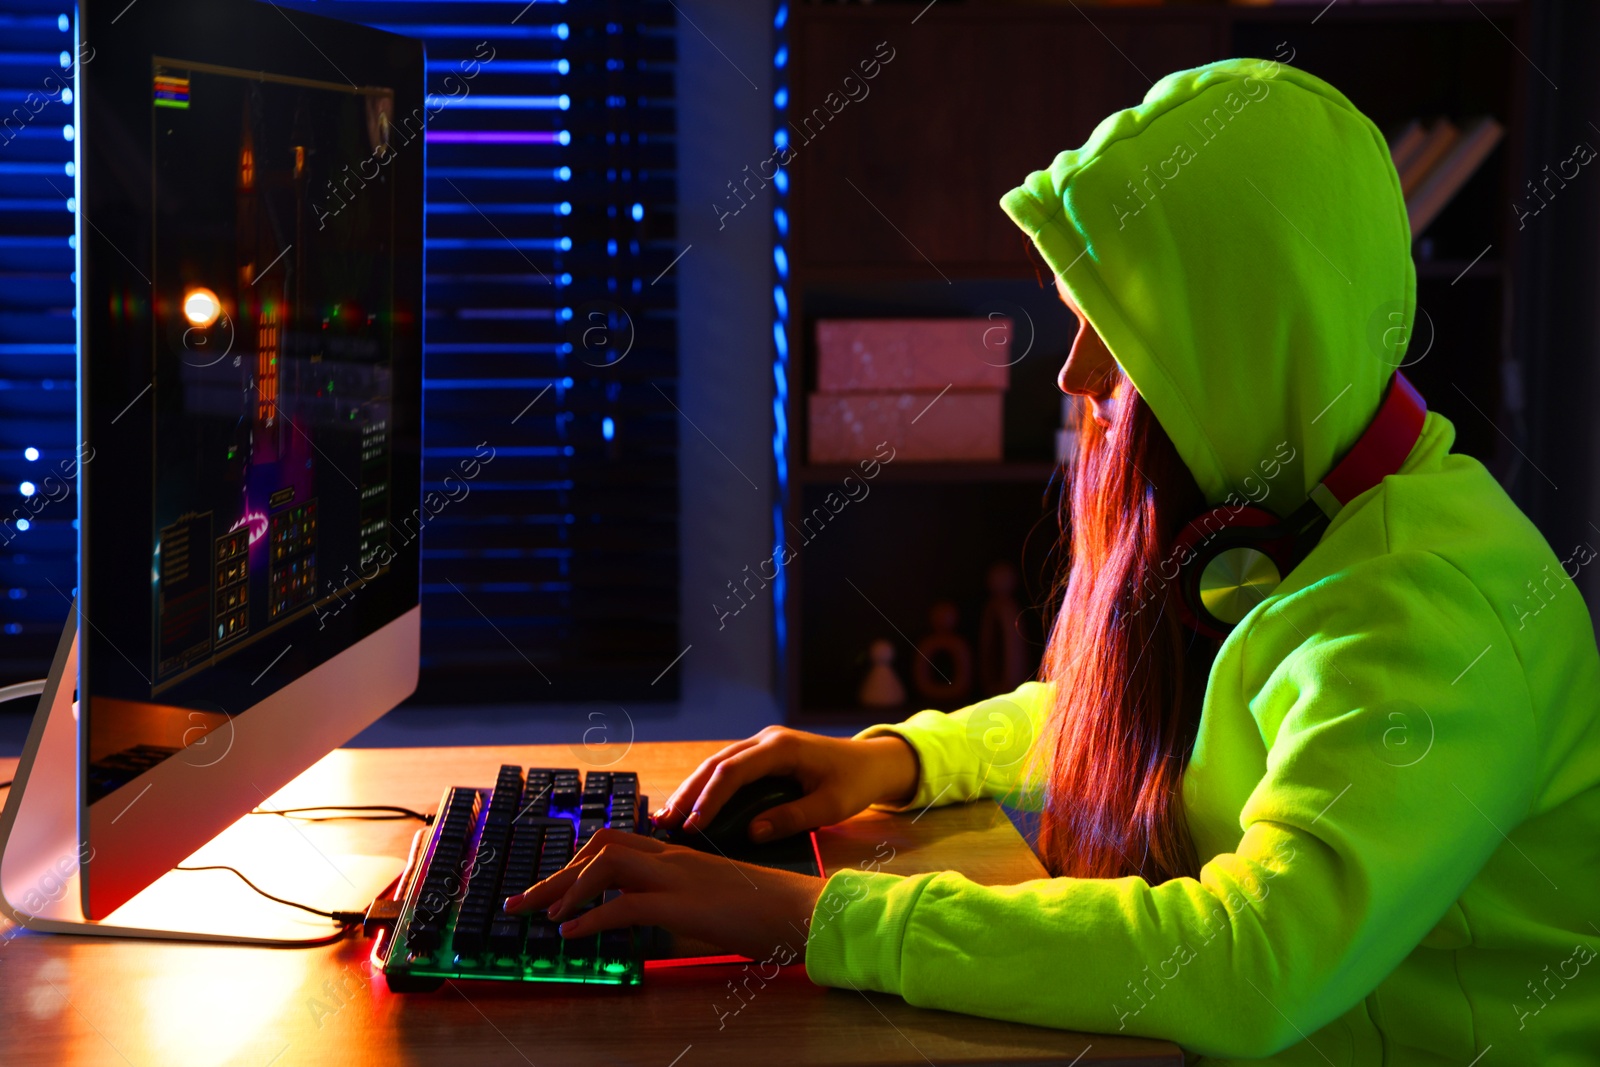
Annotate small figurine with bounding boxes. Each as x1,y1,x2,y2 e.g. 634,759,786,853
912,601,973,705
978,561,1029,696
858,638,907,708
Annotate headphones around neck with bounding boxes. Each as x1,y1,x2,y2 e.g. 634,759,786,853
1172,372,1428,640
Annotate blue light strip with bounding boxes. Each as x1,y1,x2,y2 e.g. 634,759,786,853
430,168,570,181
440,59,569,75
0,162,73,175
425,376,574,390
426,201,571,215
425,237,571,251
424,94,569,110
370,23,567,39
771,2,790,664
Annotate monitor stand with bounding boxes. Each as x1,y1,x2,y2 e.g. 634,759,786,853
0,604,401,945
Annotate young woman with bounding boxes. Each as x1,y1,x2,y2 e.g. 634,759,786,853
507,58,1600,1064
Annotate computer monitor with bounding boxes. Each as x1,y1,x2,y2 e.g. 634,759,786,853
0,0,424,930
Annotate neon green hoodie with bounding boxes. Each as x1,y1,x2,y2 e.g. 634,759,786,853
802,58,1600,1064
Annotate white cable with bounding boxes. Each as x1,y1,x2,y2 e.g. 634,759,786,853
0,679,47,707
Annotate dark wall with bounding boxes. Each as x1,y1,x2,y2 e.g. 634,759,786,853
1519,0,1600,622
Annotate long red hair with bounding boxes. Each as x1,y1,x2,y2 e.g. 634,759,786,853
1033,372,1212,884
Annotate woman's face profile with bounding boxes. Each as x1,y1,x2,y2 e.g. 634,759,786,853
1054,276,1123,428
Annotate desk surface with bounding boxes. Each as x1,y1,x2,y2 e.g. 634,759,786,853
0,742,1182,1067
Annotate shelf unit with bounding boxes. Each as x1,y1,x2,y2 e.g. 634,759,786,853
774,0,1530,723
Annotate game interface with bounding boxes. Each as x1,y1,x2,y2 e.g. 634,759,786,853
147,60,397,690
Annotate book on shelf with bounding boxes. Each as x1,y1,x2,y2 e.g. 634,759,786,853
1386,115,1504,238
1387,119,1428,179
1400,118,1459,197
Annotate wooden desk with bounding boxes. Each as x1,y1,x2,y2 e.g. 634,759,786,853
0,743,1182,1067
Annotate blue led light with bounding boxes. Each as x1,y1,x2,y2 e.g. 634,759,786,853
557,23,569,39
58,13,68,31
427,94,569,111
559,272,573,286
64,161,73,177
560,307,573,321
558,130,571,146
602,416,615,441
19,481,36,497
773,0,792,664
558,59,570,75
559,201,572,216
631,203,644,222
67,235,75,249
562,377,575,388
58,51,69,68
559,236,573,251
14,520,28,533
61,125,73,141
65,198,74,212
558,166,572,181
4,623,20,634
24,447,38,462
607,239,618,256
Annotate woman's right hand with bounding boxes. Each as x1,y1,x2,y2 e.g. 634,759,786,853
652,726,921,844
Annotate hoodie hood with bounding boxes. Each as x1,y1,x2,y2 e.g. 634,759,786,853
1002,58,1415,514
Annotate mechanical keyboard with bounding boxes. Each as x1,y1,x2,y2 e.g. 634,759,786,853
379,764,650,991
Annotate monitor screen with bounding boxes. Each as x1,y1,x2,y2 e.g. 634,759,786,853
77,0,424,879
149,62,396,691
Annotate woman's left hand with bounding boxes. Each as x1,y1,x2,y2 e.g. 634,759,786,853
502,829,824,961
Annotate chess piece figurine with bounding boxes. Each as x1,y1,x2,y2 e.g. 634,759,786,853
912,601,974,705
858,638,907,709
978,561,1029,696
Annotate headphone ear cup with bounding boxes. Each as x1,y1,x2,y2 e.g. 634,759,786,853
1172,506,1292,639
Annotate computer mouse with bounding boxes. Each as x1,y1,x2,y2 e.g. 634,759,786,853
664,774,806,853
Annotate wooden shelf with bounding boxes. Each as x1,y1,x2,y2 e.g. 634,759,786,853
797,461,1061,485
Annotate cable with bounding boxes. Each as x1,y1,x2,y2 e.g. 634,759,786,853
251,804,432,824
0,679,47,707
173,865,367,927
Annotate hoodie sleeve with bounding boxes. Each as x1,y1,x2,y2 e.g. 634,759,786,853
805,551,1538,1059
852,680,1054,814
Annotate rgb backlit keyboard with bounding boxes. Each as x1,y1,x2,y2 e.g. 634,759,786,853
380,764,648,991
